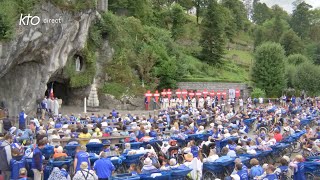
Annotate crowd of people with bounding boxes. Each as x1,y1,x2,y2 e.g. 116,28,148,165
0,95,319,180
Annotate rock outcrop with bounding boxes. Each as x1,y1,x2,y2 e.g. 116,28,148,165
0,2,96,116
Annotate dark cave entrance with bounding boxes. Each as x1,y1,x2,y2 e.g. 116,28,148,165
45,81,70,105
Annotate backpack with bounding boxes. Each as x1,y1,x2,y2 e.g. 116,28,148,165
0,144,11,171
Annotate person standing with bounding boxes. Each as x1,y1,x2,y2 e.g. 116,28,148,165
3,116,12,133
47,98,53,114
41,97,48,120
74,146,90,173
239,98,244,111
19,109,27,130
53,98,60,116
0,134,13,180
32,140,46,180
93,152,115,180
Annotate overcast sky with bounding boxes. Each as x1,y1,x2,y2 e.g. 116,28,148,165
260,0,320,13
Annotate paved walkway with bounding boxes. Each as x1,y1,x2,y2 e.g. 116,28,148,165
60,105,157,117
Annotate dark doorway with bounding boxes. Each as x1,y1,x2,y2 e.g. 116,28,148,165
45,81,69,105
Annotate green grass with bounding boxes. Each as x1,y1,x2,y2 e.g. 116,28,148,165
225,49,253,67
183,55,250,83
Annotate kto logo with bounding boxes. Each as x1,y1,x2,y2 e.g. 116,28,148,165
19,14,40,26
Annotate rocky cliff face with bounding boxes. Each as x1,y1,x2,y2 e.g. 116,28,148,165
0,2,96,116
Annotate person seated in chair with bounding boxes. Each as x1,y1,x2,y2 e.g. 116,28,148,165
53,146,68,160
141,158,158,174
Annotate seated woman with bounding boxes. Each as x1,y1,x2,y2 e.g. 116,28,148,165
53,146,68,160
203,149,219,162
141,158,158,174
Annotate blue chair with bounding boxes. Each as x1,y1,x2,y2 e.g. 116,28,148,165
86,143,104,154
123,154,144,167
111,173,140,180
64,144,80,157
41,145,54,159
140,171,171,180
129,142,143,150
171,168,192,180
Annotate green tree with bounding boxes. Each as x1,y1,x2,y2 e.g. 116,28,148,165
193,0,209,24
271,5,290,22
262,16,290,43
253,26,265,49
171,4,187,41
280,29,304,56
314,43,320,65
252,42,286,96
221,7,236,40
309,9,320,42
200,0,225,66
252,1,273,25
287,54,309,65
221,0,248,31
285,64,297,88
293,62,320,95
290,2,312,39
251,88,266,98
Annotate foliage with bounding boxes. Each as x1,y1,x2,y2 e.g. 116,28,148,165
290,2,312,39
251,88,266,98
252,42,286,97
65,45,96,88
253,17,290,48
221,0,248,32
287,54,309,66
280,29,304,56
171,4,187,41
51,0,97,12
285,64,297,88
200,0,225,66
101,82,128,99
293,62,320,96
95,12,186,91
314,43,320,65
252,1,272,25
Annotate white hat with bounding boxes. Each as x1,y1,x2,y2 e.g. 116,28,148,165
283,155,290,162
87,124,93,129
144,158,152,166
113,128,118,132
199,126,204,130
49,121,55,126
210,123,215,128
218,125,223,129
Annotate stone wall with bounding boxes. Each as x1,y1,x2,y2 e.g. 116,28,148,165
177,82,250,99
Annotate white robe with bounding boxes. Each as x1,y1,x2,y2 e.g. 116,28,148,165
47,99,52,111
53,100,60,116
198,98,204,108
164,98,169,109
191,98,197,108
206,97,211,107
